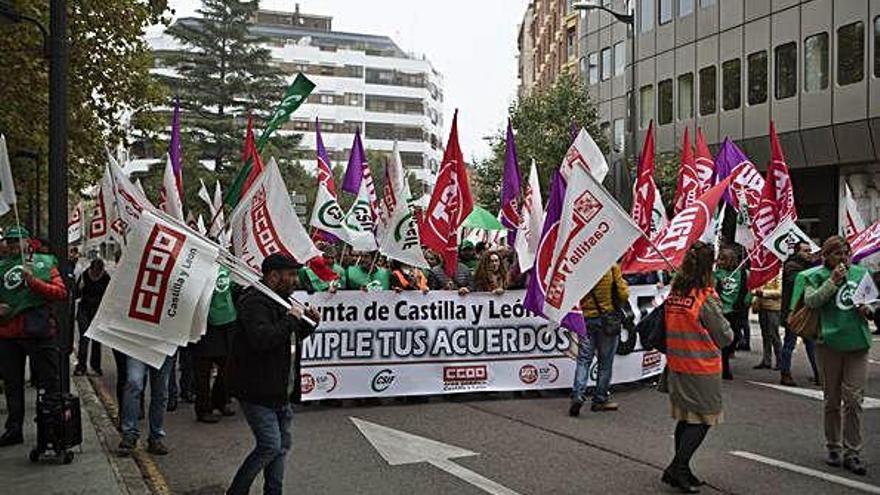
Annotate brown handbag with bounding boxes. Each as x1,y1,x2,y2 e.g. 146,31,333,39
786,297,819,340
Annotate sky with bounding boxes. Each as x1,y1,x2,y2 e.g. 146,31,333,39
161,0,531,162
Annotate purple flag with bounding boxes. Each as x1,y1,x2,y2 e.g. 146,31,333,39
524,171,587,336
500,120,522,246
569,121,579,143
314,119,340,244
341,129,366,195
169,96,183,193
713,138,751,206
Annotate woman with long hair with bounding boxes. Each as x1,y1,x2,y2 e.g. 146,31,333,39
662,242,733,492
472,250,507,295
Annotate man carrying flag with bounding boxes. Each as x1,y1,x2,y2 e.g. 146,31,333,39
421,111,473,277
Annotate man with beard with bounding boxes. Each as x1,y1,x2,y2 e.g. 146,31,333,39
779,241,819,386
227,254,320,495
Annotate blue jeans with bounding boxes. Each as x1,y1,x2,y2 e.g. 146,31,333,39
121,356,172,440
228,401,293,495
571,317,620,404
779,327,818,377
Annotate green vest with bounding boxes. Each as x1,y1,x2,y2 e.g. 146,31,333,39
370,267,391,291
346,265,371,290
333,263,346,289
0,254,56,319
207,266,237,326
805,265,872,352
714,268,746,314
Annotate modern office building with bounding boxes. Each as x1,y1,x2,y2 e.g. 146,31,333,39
518,0,582,98
148,6,444,184
572,0,880,239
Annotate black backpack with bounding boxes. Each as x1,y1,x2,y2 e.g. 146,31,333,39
635,302,666,353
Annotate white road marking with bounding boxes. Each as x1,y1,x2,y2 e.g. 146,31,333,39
870,359,880,366
730,451,880,494
350,417,521,495
748,382,880,409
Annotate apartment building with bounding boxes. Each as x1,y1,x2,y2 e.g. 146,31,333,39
518,0,583,98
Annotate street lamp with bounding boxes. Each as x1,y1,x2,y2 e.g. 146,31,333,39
573,0,636,206
0,1,49,58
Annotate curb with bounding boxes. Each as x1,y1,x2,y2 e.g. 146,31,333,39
75,373,171,495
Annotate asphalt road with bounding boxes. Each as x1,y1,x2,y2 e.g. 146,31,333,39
94,331,880,495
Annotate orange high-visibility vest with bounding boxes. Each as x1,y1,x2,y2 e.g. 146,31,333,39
664,288,722,375
393,269,428,292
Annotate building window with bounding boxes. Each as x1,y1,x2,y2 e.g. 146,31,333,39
601,47,612,80
699,66,716,115
747,50,768,105
700,0,714,6
804,33,828,92
680,0,694,17
658,79,673,125
566,28,577,60
659,0,672,25
678,73,693,119
722,58,741,110
837,21,864,86
614,41,626,77
640,85,654,128
589,52,599,84
875,17,880,77
640,0,654,33
613,119,625,153
774,42,797,100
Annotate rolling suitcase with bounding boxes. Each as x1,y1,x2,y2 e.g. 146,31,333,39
30,391,82,464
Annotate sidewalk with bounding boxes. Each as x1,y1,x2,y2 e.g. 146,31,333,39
0,364,150,495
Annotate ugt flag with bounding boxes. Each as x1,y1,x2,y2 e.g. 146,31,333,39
421,110,474,276
377,142,428,268
540,145,641,325
523,171,586,335
310,119,353,245
87,211,219,369
230,158,320,272
673,128,698,215
514,159,544,272
624,178,730,273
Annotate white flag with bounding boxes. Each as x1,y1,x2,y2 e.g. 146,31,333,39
210,181,225,238
0,135,17,217
376,142,428,268
309,174,353,246
68,202,84,244
733,187,755,251
158,154,184,221
651,187,669,239
853,271,880,306
842,182,866,243
342,171,379,252
134,179,147,201
196,214,207,235
542,144,642,324
86,211,220,368
103,155,154,242
230,158,320,272
761,217,820,262
561,128,609,183
198,179,213,213
515,159,544,272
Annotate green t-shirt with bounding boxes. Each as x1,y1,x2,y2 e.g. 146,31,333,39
0,254,56,320
370,267,391,291
804,265,872,352
714,268,750,314
207,266,237,326
346,265,371,290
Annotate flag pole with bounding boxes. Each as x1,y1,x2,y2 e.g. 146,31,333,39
102,153,128,247
11,201,28,267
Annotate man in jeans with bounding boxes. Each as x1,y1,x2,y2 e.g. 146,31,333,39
118,355,173,456
569,264,629,416
227,254,319,495
779,242,819,386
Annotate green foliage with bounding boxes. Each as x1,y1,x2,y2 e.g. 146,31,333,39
154,0,295,173
0,0,170,230
472,72,609,209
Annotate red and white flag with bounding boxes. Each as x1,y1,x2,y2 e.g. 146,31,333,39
514,159,544,272
622,122,664,267
230,158,320,272
158,154,185,221
842,182,865,243
421,111,474,276
624,178,731,274
852,219,880,262
673,128,699,215
68,201,84,244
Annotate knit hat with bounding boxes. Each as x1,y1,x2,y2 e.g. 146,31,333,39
261,253,301,274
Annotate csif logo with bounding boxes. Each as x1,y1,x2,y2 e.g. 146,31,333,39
371,369,396,393
836,279,857,311
317,200,345,229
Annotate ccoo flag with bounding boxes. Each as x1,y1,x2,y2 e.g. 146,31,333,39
523,171,586,335
421,111,474,276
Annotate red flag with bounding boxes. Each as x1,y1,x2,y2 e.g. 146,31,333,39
766,121,797,222
241,114,265,196
421,111,473,277
673,128,699,215
621,121,657,267
623,178,731,273
694,128,716,196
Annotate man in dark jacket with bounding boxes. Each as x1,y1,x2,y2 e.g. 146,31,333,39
227,254,320,495
779,242,819,386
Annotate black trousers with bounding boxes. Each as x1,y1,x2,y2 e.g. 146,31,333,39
669,421,711,476
76,305,101,372
722,313,742,377
193,355,229,415
0,338,60,433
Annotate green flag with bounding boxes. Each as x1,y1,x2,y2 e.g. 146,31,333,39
256,73,316,152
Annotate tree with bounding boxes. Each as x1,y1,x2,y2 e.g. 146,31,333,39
472,71,609,209
157,0,293,179
0,0,169,231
